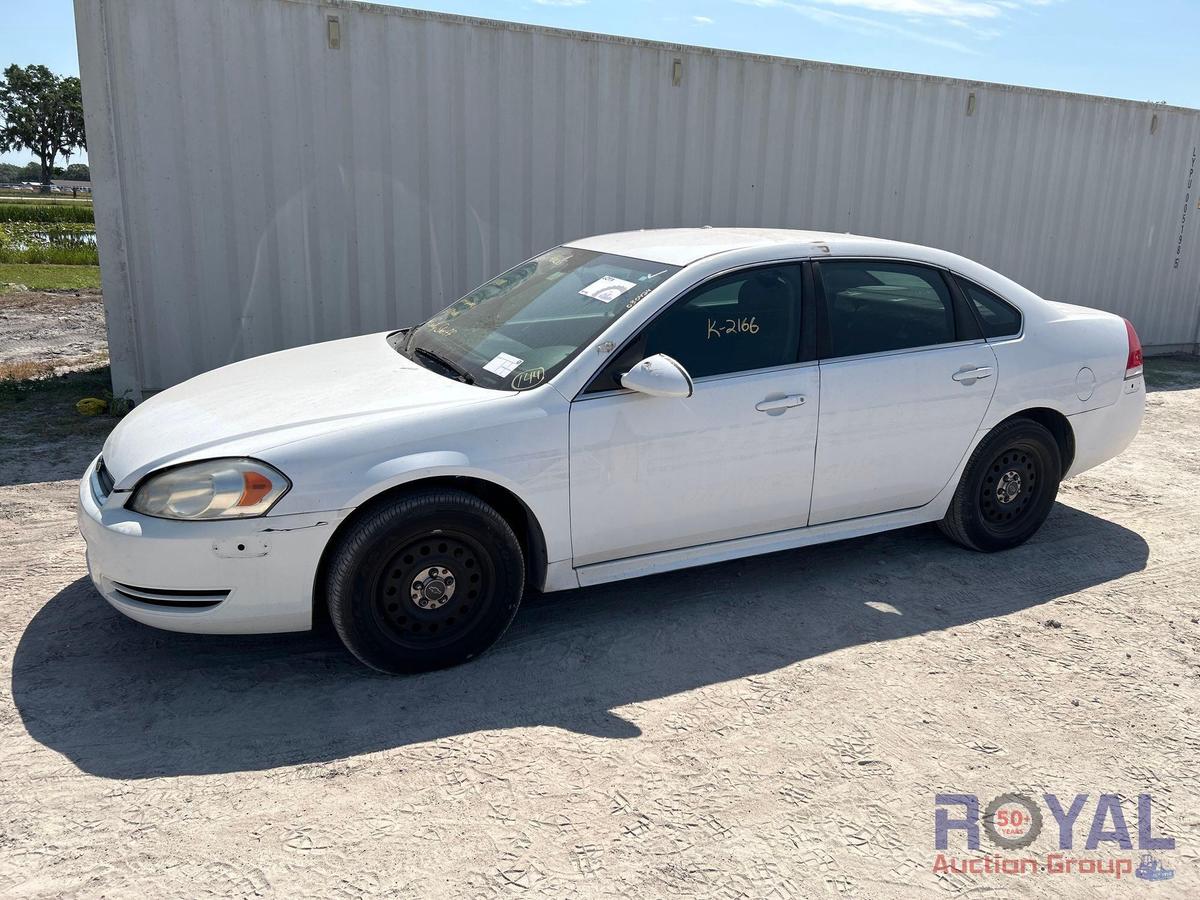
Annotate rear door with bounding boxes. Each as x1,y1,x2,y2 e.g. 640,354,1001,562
809,259,997,525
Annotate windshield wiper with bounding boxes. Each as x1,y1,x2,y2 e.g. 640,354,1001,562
413,347,475,384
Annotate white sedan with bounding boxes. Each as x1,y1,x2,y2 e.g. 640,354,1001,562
78,229,1146,673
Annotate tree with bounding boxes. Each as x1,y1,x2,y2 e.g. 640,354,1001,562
64,162,90,181
0,64,86,192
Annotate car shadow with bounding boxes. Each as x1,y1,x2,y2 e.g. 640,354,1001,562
12,503,1147,779
1144,355,1200,393
0,367,115,488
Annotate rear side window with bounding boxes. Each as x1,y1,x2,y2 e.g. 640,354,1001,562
956,276,1022,338
817,261,956,358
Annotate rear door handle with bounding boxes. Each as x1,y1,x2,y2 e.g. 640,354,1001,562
755,394,806,413
952,366,994,383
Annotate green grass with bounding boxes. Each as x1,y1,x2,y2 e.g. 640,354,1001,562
0,244,99,265
0,263,101,291
0,203,94,223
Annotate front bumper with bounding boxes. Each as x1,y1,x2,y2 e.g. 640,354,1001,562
77,455,339,634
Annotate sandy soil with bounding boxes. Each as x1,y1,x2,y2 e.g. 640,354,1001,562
0,290,107,377
1,309,1197,896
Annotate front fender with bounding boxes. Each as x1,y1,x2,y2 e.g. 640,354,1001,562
312,451,572,592
261,389,572,565
351,451,514,509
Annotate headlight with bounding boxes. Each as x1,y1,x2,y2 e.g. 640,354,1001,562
129,458,290,520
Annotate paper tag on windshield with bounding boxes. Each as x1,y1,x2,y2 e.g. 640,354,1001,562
483,352,523,377
579,275,637,303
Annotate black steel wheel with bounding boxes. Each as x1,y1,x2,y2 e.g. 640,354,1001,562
324,488,524,673
939,418,1062,552
370,533,493,651
979,447,1039,533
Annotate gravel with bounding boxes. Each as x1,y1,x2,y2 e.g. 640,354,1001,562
1,299,1197,897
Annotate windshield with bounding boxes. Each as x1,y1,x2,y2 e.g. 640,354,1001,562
397,247,678,391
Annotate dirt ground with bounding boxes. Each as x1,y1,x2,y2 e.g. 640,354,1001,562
1,295,1198,897
0,289,107,379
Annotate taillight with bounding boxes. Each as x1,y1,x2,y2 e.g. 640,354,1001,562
1124,318,1143,379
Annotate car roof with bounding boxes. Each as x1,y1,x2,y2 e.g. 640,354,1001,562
565,227,936,267
565,227,1047,317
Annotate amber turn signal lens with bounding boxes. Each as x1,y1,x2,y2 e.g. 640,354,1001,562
239,471,274,507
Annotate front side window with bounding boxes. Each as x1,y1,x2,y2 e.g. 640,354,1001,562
818,261,957,358
585,264,805,392
397,248,678,390
956,275,1022,338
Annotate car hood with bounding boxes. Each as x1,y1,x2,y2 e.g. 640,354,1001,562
102,332,494,487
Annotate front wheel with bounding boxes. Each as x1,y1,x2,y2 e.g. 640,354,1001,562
324,489,524,674
939,418,1062,552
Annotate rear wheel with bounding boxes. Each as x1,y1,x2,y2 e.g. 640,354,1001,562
324,489,524,673
939,418,1061,552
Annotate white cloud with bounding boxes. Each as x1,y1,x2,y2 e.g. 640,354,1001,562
694,15,716,24
813,0,1000,18
738,0,1050,21
734,0,1053,51
785,4,979,52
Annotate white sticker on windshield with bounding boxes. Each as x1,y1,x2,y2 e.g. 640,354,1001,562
579,275,637,303
483,352,523,377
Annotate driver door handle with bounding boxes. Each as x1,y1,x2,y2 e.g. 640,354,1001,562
755,394,806,413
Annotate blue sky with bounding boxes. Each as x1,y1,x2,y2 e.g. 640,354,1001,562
3,0,1198,166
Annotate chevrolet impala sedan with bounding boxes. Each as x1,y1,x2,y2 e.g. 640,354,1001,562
79,229,1146,672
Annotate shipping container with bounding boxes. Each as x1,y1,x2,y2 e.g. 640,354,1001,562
74,0,1200,397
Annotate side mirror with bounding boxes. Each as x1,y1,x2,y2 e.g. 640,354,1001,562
620,353,694,399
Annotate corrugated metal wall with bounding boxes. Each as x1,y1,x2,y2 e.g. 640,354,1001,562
75,0,1200,396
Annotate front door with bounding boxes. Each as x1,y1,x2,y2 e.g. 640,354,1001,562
568,263,819,566
809,259,998,525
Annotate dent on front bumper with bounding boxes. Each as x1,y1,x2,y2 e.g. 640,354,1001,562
77,455,339,634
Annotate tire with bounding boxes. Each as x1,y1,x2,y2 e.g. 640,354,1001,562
324,488,524,674
938,418,1062,552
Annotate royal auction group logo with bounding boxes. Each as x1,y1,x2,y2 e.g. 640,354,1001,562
934,792,1176,882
